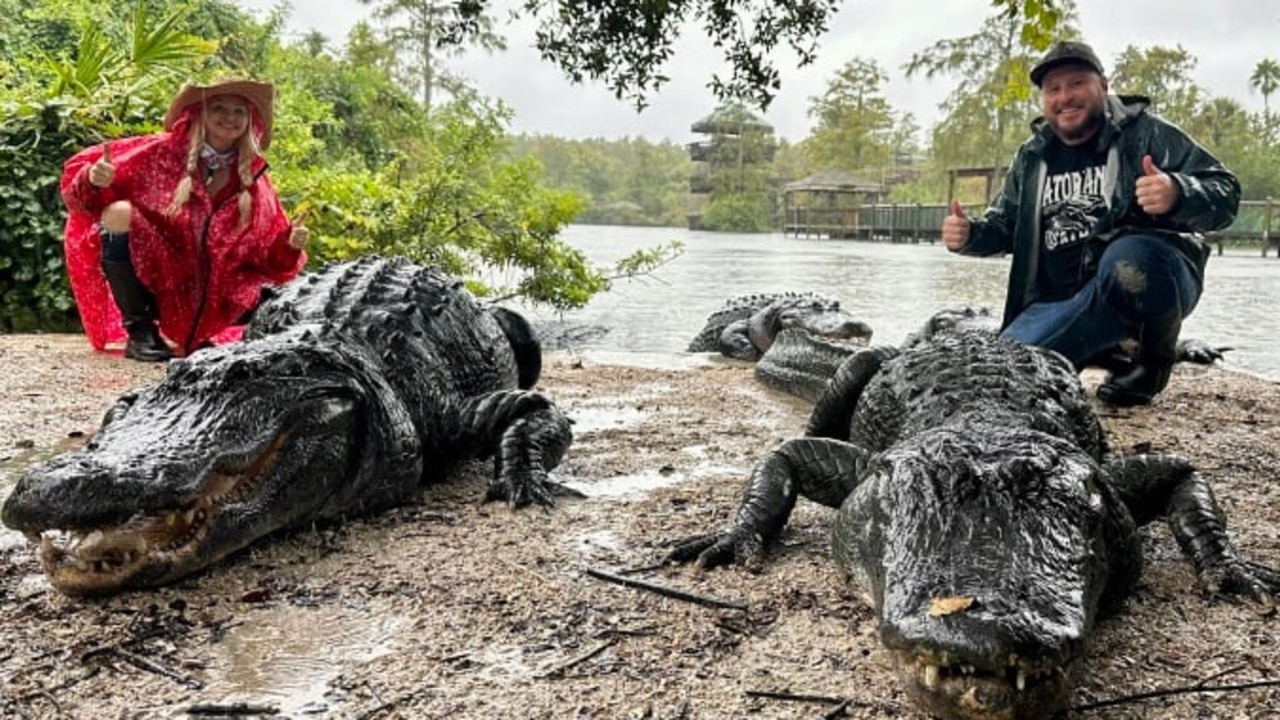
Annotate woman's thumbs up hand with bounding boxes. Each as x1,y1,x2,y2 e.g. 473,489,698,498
89,143,115,188
288,206,310,250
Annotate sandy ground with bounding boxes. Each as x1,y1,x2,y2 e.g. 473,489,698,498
0,334,1277,720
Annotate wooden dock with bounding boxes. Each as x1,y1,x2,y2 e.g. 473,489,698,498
783,199,1280,257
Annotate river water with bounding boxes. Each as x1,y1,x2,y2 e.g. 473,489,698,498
531,224,1280,381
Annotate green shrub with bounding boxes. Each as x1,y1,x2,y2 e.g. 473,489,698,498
0,100,110,331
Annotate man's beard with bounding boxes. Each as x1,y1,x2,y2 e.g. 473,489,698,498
1051,105,1105,145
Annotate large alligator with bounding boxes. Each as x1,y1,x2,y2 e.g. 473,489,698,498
2,257,574,596
668,316,1276,719
688,292,874,402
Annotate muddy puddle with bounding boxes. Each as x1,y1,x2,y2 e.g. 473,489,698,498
199,603,403,716
566,461,744,499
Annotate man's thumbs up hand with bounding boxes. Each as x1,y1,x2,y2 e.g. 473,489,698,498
1136,154,1178,215
89,143,115,189
942,199,971,251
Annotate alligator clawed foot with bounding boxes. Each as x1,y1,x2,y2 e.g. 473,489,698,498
1178,339,1232,365
665,533,722,565
1240,561,1279,616
1206,561,1279,616
665,530,764,570
486,472,564,509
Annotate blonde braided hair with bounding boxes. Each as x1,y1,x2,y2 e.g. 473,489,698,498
166,103,259,227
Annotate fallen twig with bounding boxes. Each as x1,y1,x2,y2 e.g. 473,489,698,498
584,567,748,611
744,689,875,718
83,646,202,689
744,689,845,705
186,702,280,716
821,697,856,720
1193,662,1249,687
537,638,619,678
1072,677,1280,713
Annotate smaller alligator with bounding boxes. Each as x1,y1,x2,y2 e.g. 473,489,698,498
687,292,873,361
667,312,1275,720
688,293,874,401
2,257,574,596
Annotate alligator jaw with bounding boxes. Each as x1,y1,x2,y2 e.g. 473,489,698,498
894,650,1070,720
31,433,290,596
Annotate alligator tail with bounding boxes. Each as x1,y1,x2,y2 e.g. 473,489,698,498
489,306,542,389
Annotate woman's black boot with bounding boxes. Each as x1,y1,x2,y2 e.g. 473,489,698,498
100,260,173,362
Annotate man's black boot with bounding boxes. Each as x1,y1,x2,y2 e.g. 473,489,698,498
1096,311,1181,407
1078,345,1135,375
101,260,173,362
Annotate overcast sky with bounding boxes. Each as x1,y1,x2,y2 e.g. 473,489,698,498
236,0,1280,144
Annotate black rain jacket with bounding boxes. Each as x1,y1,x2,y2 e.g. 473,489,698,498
958,94,1241,327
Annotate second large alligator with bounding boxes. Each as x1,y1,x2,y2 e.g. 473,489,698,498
669,318,1277,719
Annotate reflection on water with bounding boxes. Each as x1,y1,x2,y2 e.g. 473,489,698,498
531,225,1280,381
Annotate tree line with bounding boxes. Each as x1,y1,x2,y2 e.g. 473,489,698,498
506,2,1280,231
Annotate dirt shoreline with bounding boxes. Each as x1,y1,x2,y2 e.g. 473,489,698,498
0,333,1277,720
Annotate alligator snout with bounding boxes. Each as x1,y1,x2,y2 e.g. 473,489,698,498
3,454,112,531
879,601,1082,720
3,451,189,532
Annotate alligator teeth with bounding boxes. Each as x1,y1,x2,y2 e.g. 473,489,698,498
78,529,106,552
40,535,58,560
166,512,180,527
923,664,940,690
1017,671,1026,691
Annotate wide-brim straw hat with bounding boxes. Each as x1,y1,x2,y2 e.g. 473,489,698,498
163,78,275,150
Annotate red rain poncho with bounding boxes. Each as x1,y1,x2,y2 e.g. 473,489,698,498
60,109,305,356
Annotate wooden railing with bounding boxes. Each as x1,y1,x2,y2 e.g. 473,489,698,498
782,199,1280,257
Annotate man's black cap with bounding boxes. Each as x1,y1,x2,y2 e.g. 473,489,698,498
1030,41,1105,87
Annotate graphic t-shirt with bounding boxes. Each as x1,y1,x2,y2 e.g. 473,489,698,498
1039,140,1109,299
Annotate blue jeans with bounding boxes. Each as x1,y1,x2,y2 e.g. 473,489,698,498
1001,234,1201,367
